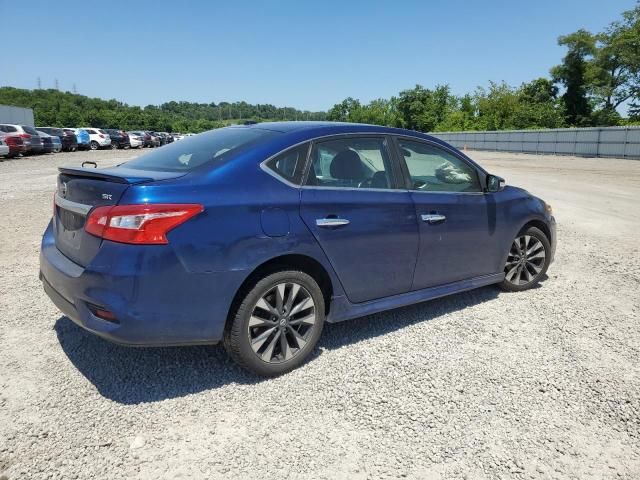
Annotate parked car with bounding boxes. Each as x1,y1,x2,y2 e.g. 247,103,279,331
67,128,90,150
38,132,55,153
127,132,144,149
0,137,9,158
37,131,62,153
0,124,43,154
104,129,131,149
172,133,184,141
38,127,78,152
0,133,27,158
161,132,174,144
40,122,556,376
129,130,152,148
81,128,111,150
145,131,161,147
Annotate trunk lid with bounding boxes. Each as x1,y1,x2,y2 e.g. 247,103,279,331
53,166,186,266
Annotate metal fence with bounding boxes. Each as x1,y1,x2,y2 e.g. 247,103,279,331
0,105,35,126
431,126,640,160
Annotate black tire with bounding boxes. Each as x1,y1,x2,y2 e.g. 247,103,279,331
90,141,99,150
224,270,325,377
110,142,118,150
499,226,551,292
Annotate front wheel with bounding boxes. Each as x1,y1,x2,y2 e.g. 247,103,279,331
224,270,325,376
499,226,550,292
110,142,118,150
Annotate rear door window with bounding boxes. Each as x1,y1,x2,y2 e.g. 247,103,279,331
305,137,395,189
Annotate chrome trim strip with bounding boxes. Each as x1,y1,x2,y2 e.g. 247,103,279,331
258,131,488,195
54,193,92,216
301,185,409,193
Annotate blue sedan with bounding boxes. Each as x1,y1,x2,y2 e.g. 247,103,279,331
40,122,556,376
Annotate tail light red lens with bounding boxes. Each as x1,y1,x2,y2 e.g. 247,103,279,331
19,133,31,139
98,134,105,138
85,204,203,244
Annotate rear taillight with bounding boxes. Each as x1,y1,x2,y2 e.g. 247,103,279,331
85,204,203,245
98,134,105,138
19,133,31,139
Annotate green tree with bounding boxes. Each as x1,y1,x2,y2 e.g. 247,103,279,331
551,29,595,125
395,84,456,131
589,4,640,120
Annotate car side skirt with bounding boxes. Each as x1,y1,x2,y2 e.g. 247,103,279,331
326,272,504,323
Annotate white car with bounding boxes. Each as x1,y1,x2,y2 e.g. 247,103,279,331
0,136,9,158
127,132,144,149
81,128,111,150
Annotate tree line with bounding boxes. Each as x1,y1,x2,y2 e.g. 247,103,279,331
0,87,326,132
328,3,640,131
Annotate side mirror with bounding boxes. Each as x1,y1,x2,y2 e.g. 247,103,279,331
486,174,505,193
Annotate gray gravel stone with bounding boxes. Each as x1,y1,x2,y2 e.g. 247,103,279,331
0,149,639,479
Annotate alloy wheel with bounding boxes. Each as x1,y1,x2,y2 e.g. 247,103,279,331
504,235,546,286
248,282,316,363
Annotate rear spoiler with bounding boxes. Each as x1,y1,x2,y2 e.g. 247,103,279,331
58,166,185,184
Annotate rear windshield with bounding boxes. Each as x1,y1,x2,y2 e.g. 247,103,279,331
122,127,278,172
23,126,39,135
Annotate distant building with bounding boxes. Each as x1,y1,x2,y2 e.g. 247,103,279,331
0,105,35,126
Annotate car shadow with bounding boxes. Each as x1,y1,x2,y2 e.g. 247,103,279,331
54,285,500,405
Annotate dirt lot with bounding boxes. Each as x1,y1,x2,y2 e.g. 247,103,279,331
0,148,639,479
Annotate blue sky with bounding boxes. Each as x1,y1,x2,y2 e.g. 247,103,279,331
2,0,636,111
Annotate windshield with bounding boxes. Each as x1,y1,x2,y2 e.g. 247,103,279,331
23,126,39,135
122,127,279,172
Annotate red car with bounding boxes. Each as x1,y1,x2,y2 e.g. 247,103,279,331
0,133,27,158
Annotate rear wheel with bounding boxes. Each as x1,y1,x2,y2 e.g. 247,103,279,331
110,142,118,150
224,270,325,376
90,141,99,150
499,226,550,292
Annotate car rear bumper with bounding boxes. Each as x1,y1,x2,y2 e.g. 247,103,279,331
28,144,43,153
39,221,246,346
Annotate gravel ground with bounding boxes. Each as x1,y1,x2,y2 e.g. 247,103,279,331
0,148,639,479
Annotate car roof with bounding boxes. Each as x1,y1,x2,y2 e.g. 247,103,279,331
232,121,450,149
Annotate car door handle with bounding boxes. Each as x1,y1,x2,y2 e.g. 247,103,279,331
421,214,446,224
316,218,350,228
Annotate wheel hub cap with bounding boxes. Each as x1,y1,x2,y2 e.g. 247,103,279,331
504,235,546,286
248,282,317,364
